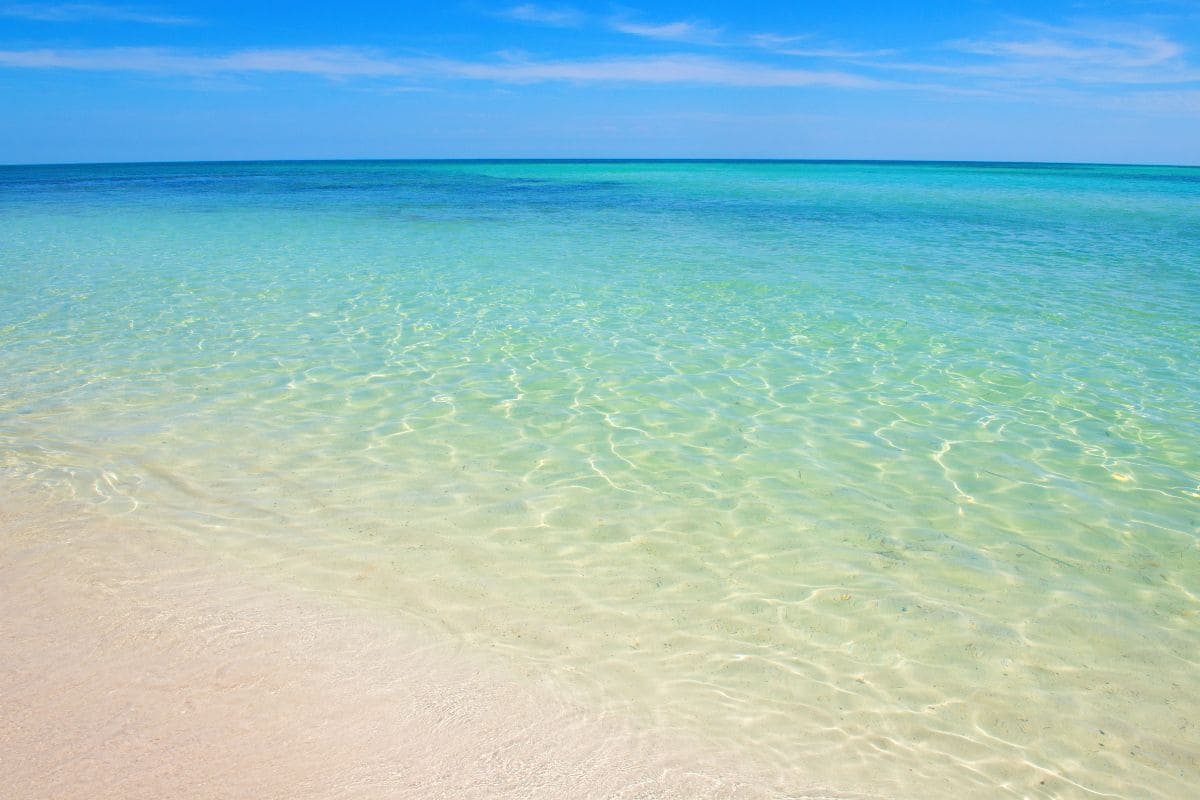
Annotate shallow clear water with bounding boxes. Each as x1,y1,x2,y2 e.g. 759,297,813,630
2,160,1198,798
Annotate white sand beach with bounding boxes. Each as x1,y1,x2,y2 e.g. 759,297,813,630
1,487,868,800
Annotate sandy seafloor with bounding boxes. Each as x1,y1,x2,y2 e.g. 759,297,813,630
2,485,882,800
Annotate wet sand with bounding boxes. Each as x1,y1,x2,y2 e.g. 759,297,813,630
0,489,864,800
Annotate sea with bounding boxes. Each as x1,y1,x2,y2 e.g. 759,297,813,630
2,160,1197,798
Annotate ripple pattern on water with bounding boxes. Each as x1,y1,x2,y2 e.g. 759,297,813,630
2,160,1199,799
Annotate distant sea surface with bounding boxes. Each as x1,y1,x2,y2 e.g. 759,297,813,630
2,160,1198,798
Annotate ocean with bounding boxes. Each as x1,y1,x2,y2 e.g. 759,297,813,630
2,160,1197,798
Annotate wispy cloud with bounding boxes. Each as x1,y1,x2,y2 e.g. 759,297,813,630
748,33,895,60
452,54,878,87
504,8,874,57
0,47,410,75
0,3,195,25
1,15,1192,110
931,20,1197,85
0,45,884,88
499,3,582,28
608,17,723,44
833,16,1200,101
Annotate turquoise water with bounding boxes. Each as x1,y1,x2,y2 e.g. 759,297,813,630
2,160,1198,798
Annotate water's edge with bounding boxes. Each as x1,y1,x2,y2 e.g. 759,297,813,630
1,482,883,800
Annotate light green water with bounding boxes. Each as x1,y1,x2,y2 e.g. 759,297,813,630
2,160,1198,798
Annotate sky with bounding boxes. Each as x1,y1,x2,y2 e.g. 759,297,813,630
1,1,1199,164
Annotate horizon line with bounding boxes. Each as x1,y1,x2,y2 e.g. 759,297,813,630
3,156,1198,169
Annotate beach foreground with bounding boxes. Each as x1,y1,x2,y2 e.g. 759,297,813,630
1,488,869,800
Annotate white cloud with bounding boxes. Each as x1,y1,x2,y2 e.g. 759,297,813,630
847,17,1200,93
450,54,878,87
0,47,411,75
748,32,894,60
608,18,722,44
2,15,1191,107
500,4,583,28
0,45,883,88
769,46,896,59
0,3,195,24
942,20,1194,84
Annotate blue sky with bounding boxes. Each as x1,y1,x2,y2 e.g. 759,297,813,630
2,1,1199,164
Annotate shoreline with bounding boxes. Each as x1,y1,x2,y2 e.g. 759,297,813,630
0,486,866,800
